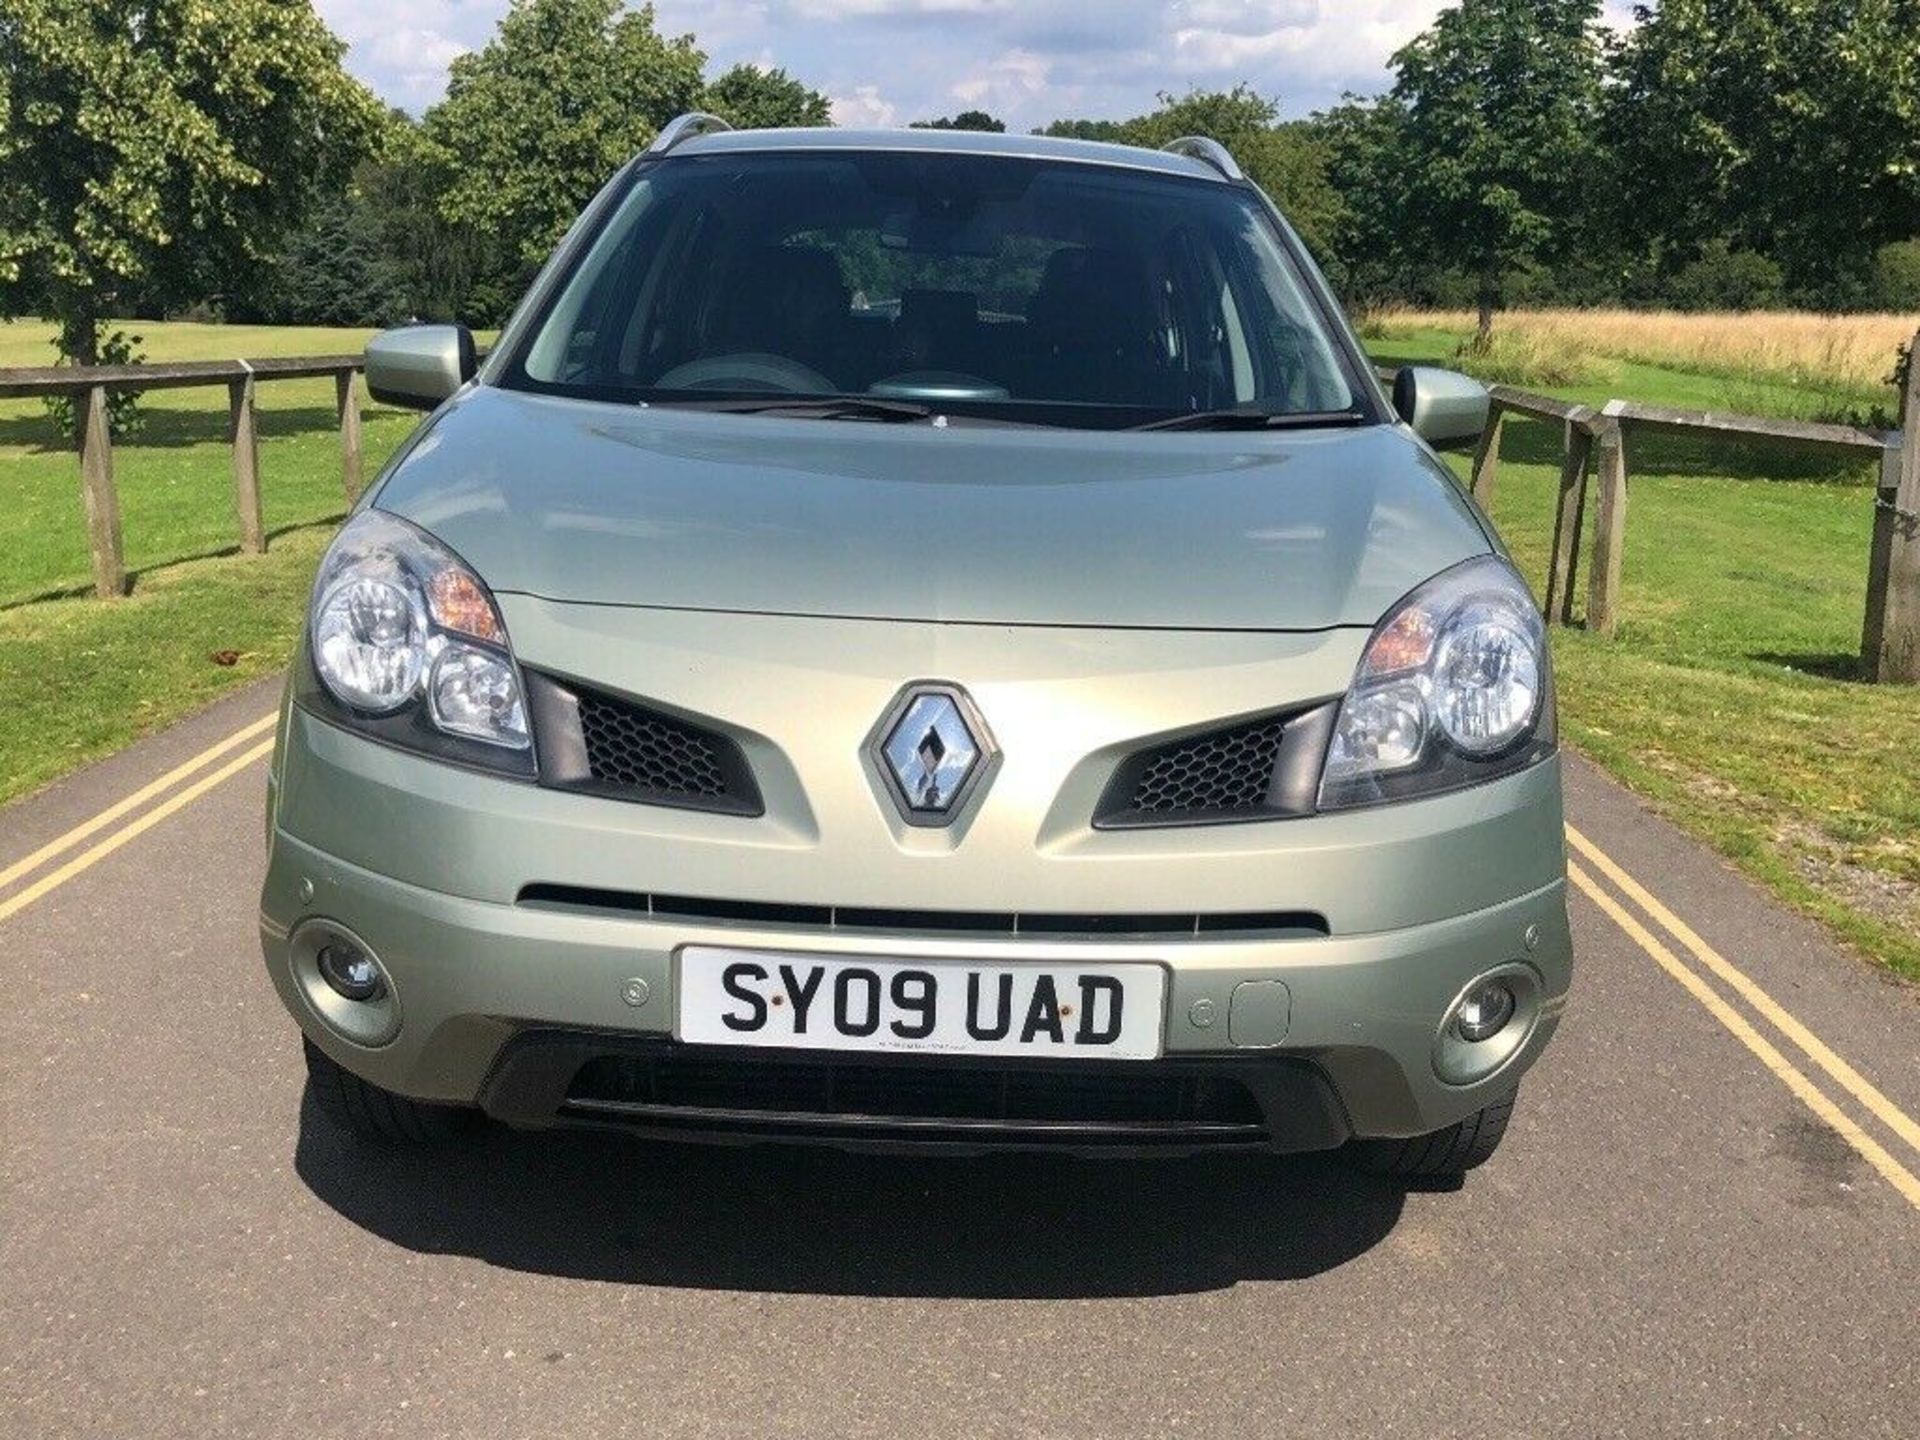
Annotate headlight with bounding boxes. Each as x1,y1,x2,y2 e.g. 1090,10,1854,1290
302,510,533,771
1318,556,1553,809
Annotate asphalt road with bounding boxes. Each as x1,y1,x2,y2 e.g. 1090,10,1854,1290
3,678,1917,1439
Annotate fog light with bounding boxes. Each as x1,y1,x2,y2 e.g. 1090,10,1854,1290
1456,979,1515,1042
317,940,384,1002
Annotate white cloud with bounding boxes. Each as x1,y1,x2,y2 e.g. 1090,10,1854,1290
950,48,1051,111
829,85,898,127
364,27,470,106
1168,1,1453,81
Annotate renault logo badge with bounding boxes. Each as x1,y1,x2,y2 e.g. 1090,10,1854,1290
870,684,998,827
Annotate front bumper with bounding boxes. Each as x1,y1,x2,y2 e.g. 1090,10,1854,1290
261,607,1572,1152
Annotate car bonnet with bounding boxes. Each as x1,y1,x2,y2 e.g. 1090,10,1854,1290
373,385,1493,632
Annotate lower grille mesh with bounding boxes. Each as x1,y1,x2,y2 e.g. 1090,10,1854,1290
1128,716,1288,815
575,689,730,799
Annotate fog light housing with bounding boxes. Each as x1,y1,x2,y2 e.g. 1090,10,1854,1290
1456,979,1515,1042
317,940,384,1002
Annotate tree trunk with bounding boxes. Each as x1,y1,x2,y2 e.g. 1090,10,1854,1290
58,298,102,454
1475,265,1497,352
59,301,100,368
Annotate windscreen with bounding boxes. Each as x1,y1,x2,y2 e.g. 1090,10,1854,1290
511,150,1358,426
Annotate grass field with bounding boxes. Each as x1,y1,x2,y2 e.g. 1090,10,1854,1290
2,314,1917,980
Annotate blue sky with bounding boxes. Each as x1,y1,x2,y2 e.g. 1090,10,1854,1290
314,1,1636,132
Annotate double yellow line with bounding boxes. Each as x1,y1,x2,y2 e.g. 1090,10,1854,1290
0,712,278,924
1567,824,1920,1212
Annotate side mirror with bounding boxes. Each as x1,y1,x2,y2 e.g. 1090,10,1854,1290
1392,366,1490,451
365,324,477,411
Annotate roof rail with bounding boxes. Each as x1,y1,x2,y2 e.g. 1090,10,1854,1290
647,112,733,156
1161,135,1244,182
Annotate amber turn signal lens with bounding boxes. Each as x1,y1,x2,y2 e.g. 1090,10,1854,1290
427,568,505,643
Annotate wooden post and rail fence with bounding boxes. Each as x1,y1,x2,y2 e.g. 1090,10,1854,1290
1381,329,1920,684
4,341,1918,683
0,354,369,603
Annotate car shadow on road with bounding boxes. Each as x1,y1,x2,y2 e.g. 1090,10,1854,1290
293,1094,1406,1298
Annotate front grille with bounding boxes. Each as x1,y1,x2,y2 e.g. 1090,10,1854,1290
525,672,763,816
516,885,1330,939
1095,701,1339,829
1128,716,1288,815
576,689,729,798
566,1052,1266,1135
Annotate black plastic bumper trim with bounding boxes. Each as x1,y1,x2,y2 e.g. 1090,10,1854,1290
477,1029,1353,1157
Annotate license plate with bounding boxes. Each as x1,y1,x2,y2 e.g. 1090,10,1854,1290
677,947,1167,1061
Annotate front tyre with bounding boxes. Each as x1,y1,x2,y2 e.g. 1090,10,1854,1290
1345,1089,1515,1179
303,1037,471,1144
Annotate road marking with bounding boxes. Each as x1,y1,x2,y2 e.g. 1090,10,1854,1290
0,738,276,925
1567,824,1920,1161
1570,862,1920,1213
0,712,278,895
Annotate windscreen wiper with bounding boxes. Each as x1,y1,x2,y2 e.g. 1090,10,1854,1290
651,396,935,423
1132,407,1370,432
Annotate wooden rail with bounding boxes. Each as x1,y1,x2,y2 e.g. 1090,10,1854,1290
1381,341,1920,684
7,355,370,599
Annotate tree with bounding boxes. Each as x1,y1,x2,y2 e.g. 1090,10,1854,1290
357,118,499,324
246,191,410,328
911,110,1005,132
1662,240,1784,312
1389,0,1603,345
1609,0,1920,306
423,0,706,300
1039,89,1344,258
703,63,829,129
0,0,384,371
1311,96,1414,308
1876,240,1920,313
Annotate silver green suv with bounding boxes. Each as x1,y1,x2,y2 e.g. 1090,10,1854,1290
261,116,1569,1179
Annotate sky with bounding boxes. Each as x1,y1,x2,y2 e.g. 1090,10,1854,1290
313,1,1637,132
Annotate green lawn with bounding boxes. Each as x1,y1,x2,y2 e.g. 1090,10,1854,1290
1373,326,1917,980
1,318,1915,981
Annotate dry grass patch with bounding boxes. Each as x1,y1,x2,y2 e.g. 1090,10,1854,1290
1372,307,1916,398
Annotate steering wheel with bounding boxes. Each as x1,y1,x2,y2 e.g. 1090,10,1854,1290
652,353,837,394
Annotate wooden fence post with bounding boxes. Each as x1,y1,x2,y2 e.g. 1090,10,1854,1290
1543,414,1595,626
228,372,265,554
1469,403,1505,506
1587,417,1628,638
336,367,364,501
1863,335,1920,681
78,384,126,599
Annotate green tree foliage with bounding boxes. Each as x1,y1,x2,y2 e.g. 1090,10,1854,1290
1874,240,1920,312
1311,96,1414,306
0,0,383,379
910,110,1006,132
703,63,829,129
1389,0,1604,344
1039,88,1343,258
357,119,497,323
422,0,705,297
1611,0,1920,306
1662,240,1786,312
249,190,411,328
